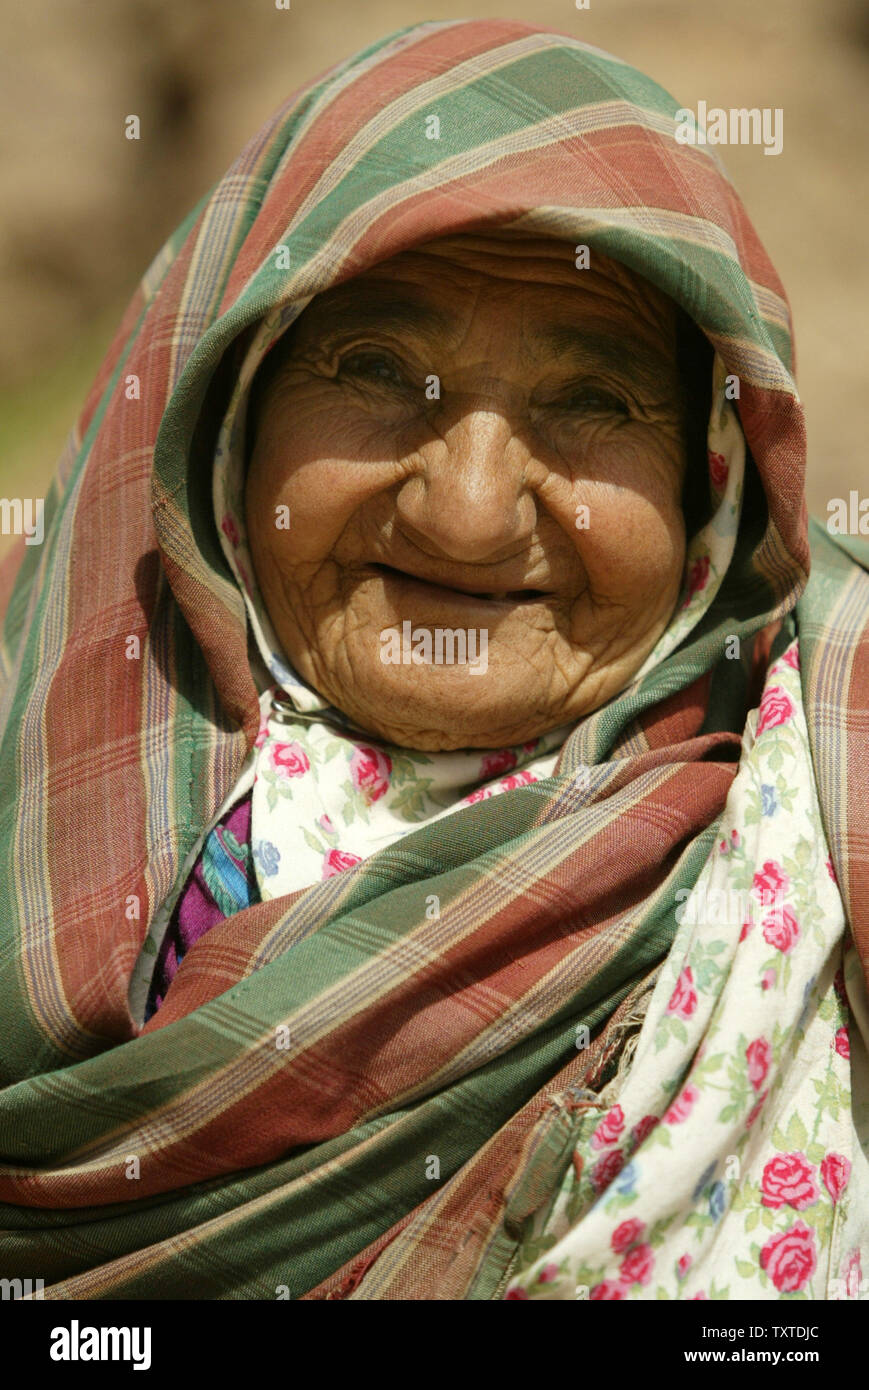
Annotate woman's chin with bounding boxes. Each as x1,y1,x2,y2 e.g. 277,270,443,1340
312,661,578,751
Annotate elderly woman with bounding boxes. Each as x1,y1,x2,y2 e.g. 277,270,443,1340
0,19,867,1302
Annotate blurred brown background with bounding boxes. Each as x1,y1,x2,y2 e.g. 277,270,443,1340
1,0,867,555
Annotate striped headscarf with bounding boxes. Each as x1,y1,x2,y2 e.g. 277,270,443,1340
1,19,867,1299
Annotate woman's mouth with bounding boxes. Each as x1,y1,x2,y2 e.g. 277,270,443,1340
368,562,552,605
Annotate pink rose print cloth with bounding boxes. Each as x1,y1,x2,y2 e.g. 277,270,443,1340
248,696,568,902
505,640,869,1300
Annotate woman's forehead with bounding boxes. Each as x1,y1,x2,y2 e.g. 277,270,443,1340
358,232,663,296
302,233,678,343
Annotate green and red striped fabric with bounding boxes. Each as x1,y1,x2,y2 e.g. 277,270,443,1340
0,19,866,1299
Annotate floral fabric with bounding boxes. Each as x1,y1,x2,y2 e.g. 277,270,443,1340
506,639,869,1300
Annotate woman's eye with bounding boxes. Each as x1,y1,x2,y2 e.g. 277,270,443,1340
339,351,408,388
558,386,630,415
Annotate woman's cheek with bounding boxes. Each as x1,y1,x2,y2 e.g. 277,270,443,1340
249,430,393,568
571,485,685,600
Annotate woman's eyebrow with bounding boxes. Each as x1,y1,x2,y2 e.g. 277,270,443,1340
533,324,670,393
310,289,454,342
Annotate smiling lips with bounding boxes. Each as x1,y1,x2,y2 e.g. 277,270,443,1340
370,562,551,604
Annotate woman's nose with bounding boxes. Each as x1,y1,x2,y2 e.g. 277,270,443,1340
393,402,535,563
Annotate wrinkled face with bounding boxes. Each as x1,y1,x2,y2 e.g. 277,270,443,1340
245,235,689,750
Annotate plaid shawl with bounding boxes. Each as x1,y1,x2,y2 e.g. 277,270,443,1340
1,19,867,1299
